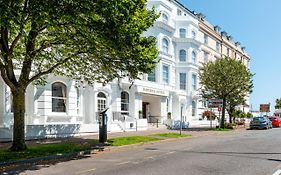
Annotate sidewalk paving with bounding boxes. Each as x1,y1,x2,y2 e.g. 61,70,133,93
0,125,246,150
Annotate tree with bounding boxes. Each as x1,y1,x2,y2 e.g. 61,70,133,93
275,98,281,109
199,57,253,128
0,0,158,151
226,95,246,123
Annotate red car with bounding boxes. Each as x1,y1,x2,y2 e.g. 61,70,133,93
269,117,281,127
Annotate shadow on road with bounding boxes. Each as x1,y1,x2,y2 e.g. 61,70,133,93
188,151,281,162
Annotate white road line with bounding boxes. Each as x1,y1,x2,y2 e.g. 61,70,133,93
75,168,96,174
272,169,281,175
116,161,131,165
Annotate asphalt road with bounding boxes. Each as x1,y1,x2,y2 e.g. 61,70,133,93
20,128,281,175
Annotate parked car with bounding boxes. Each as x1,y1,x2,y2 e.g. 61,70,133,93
269,116,281,127
250,117,272,129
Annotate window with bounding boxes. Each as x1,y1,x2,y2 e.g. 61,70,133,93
76,86,80,115
162,38,169,53
204,34,208,44
179,73,186,90
192,74,197,90
179,28,186,38
52,82,67,112
177,9,182,16
148,69,156,82
192,31,196,39
216,42,220,52
97,92,107,112
162,64,169,84
179,50,186,62
192,51,197,63
5,86,13,113
162,13,168,24
192,101,196,116
121,91,129,114
204,51,208,63
227,48,230,56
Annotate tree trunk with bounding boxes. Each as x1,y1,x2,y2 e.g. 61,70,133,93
220,98,226,128
228,107,235,123
10,88,27,151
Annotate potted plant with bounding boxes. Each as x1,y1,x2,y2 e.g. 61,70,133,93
138,110,142,118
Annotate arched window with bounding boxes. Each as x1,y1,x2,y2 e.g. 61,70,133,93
192,30,196,39
179,50,186,62
162,13,168,24
121,91,129,114
162,38,169,53
179,28,186,38
192,101,196,116
97,92,107,112
52,82,67,112
192,51,197,63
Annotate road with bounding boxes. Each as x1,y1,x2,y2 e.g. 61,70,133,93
20,128,281,175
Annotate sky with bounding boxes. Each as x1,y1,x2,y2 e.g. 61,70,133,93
179,0,281,112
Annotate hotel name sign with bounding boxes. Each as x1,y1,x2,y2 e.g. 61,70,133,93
138,87,169,96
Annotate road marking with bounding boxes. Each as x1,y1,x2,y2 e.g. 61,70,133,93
273,169,281,175
116,161,131,165
75,168,96,174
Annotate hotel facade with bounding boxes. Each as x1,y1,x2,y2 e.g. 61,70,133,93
0,0,250,140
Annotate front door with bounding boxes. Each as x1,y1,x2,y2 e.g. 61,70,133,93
142,102,150,119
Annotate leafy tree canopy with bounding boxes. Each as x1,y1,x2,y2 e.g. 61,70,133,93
199,57,253,128
0,0,159,151
275,98,281,109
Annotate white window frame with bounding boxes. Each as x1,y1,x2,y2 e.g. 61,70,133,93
192,51,197,63
121,91,129,114
204,51,208,63
204,34,208,44
192,74,197,91
162,13,168,24
192,30,196,39
179,73,186,90
162,38,169,54
162,64,169,84
52,82,67,113
179,49,186,62
148,69,156,82
97,92,107,112
179,28,186,38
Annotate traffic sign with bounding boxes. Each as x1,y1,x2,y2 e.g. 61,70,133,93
208,99,223,108
260,104,270,112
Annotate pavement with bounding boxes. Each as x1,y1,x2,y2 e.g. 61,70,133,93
0,125,248,174
0,125,229,150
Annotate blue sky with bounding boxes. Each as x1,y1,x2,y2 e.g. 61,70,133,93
179,0,281,112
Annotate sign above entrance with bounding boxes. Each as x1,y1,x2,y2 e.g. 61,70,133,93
138,86,169,96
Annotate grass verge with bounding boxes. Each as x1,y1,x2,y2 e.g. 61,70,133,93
150,133,191,138
209,128,233,131
0,143,90,163
108,136,162,146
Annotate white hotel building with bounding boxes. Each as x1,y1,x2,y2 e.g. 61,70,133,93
0,0,250,140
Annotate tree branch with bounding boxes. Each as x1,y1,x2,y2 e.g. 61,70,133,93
27,55,75,85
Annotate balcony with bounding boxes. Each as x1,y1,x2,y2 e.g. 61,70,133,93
154,21,175,33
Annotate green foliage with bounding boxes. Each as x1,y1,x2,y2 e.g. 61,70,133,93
202,110,216,120
108,136,162,146
199,57,253,128
0,143,90,163
275,98,281,109
0,0,159,150
150,133,191,138
246,112,253,118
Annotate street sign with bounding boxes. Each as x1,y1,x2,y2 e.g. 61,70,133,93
260,104,270,112
208,99,223,108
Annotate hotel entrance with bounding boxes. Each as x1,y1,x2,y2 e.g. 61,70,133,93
142,102,150,119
